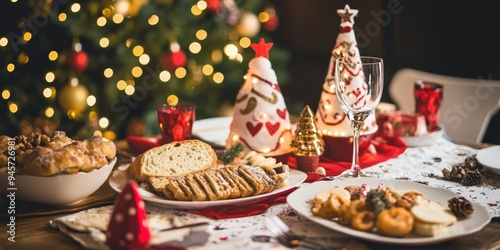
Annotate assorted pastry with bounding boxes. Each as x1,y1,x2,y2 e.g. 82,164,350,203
0,131,116,176
127,139,290,201
311,183,474,238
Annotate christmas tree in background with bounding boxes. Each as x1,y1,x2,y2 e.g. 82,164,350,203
0,0,289,140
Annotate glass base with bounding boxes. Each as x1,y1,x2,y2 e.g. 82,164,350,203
336,168,372,178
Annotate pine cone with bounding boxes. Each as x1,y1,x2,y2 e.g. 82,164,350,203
464,155,482,170
460,169,483,186
448,197,474,217
442,164,467,182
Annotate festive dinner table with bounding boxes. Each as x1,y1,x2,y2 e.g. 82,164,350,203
1,135,499,250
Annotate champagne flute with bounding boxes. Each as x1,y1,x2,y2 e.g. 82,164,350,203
335,56,384,177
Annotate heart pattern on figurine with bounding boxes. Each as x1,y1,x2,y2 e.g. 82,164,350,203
265,122,280,135
276,108,287,120
246,122,263,136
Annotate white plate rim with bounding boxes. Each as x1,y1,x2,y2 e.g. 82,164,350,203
399,127,444,147
476,145,500,174
109,166,307,209
287,178,490,246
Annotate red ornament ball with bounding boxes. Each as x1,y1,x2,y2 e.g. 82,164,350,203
162,50,187,71
263,14,279,32
206,0,220,13
65,50,89,74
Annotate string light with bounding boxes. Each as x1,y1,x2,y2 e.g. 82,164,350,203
43,88,52,98
116,80,127,90
148,15,159,25
159,71,171,82
191,5,202,15
58,13,67,22
99,117,109,128
124,85,135,95
175,67,187,78
8,102,18,113
112,14,124,24
45,72,55,83
6,64,15,72
213,72,224,83
258,12,270,22
239,37,251,48
132,46,144,56
70,3,81,12
196,30,207,40
139,54,150,65
104,68,113,78
48,51,58,61
87,95,96,106
99,37,110,48
23,32,32,42
93,130,103,137
0,37,8,47
224,44,238,59
197,1,207,10
189,42,202,54
45,107,54,118
97,17,107,26
131,66,143,78
202,65,213,75
2,90,10,99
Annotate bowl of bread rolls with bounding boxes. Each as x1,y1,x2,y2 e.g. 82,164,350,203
0,131,117,205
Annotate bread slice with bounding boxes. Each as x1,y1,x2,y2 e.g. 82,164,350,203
184,174,208,201
204,169,231,200
193,172,218,201
222,167,255,197
128,140,217,181
218,167,242,199
147,176,171,198
238,165,276,195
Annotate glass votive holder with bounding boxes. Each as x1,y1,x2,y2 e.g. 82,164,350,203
414,80,443,131
157,103,196,144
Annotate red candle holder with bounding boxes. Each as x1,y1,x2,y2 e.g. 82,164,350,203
157,103,196,144
414,80,443,131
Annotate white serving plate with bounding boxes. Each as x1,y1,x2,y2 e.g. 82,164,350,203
287,178,490,246
476,145,500,175
399,127,444,147
109,165,307,209
192,116,232,148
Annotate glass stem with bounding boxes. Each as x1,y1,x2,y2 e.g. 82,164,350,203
351,120,362,177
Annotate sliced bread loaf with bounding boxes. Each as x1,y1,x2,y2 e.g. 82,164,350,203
128,139,217,181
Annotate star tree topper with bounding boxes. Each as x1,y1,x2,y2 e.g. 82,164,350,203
337,4,358,24
251,38,273,58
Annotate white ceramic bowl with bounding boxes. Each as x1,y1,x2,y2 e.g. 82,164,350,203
476,145,500,175
0,157,117,205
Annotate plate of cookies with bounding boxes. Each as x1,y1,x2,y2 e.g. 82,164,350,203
109,139,307,209
287,178,490,246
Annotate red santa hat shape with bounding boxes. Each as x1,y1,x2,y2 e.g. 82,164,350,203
107,180,151,250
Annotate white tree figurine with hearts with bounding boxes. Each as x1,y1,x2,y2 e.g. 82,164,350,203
314,5,378,161
226,38,292,157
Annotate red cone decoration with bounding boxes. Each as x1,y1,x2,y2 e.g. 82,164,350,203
107,180,151,250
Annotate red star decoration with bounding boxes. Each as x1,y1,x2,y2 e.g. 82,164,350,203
251,38,273,58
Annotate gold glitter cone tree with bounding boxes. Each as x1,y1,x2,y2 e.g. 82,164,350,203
291,105,324,172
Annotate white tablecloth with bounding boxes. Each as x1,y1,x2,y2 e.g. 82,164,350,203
54,136,499,249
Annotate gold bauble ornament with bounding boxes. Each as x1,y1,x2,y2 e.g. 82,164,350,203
235,12,261,38
58,78,89,113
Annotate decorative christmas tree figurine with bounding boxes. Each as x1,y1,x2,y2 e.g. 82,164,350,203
107,181,151,250
226,38,293,157
314,5,378,161
291,105,324,173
